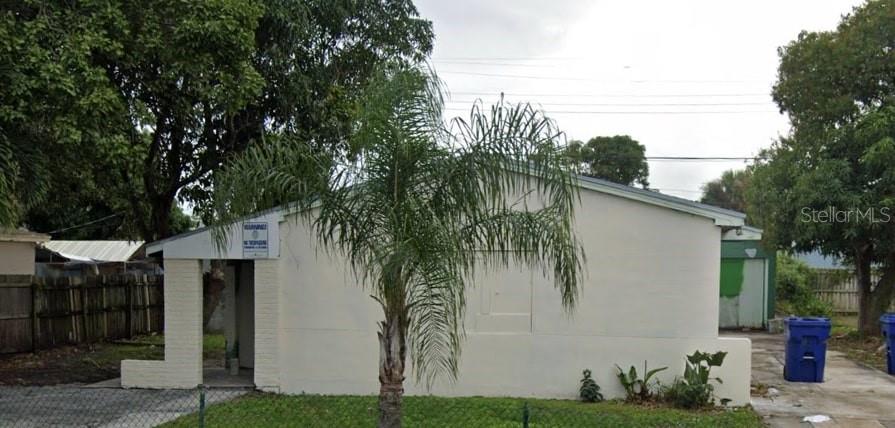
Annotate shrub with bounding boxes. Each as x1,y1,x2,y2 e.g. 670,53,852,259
615,361,667,402
664,350,729,409
579,369,604,403
776,252,834,318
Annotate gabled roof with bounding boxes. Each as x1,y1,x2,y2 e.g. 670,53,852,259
41,240,145,262
574,175,745,226
145,174,746,259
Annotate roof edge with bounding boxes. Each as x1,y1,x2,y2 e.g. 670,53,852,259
574,175,746,226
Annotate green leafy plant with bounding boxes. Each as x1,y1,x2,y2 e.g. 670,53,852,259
579,369,603,403
664,350,729,409
615,361,667,402
776,253,834,318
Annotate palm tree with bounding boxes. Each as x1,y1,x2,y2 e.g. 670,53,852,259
212,66,584,428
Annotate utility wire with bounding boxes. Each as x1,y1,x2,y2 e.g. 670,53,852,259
448,91,770,98
646,156,756,161
445,100,771,107
48,213,121,235
439,70,766,84
443,108,777,115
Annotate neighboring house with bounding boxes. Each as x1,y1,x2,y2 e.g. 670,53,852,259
36,240,157,277
121,175,752,406
719,226,776,329
0,229,50,275
794,250,848,270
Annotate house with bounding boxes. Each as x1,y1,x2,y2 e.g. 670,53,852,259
0,229,49,275
121,175,752,405
719,226,776,329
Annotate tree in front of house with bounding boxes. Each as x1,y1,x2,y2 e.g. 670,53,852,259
750,0,895,334
3,0,433,241
700,169,752,214
564,135,649,188
212,67,584,428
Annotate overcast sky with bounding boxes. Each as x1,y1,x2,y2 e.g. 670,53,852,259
415,0,864,200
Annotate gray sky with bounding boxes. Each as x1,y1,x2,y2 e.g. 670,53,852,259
415,0,863,200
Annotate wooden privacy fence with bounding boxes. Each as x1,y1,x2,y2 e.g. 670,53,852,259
0,274,163,354
811,269,894,314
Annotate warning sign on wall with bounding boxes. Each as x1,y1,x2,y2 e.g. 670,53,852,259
242,222,269,258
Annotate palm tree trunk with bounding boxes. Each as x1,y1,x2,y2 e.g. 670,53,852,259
378,316,405,428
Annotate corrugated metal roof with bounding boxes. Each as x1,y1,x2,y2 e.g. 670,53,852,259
42,241,144,262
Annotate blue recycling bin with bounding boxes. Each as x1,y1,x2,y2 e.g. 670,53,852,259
880,313,895,375
783,317,831,382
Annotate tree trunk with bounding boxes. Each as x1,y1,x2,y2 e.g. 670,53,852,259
856,249,876,334
857,250,895,336
378,316,405,428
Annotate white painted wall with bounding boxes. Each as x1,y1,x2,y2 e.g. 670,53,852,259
272,189,751,405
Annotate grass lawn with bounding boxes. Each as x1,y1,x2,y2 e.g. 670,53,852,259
164,394,764,428
828,315,887,372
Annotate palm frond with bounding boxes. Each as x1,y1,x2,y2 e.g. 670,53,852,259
212,63,584,386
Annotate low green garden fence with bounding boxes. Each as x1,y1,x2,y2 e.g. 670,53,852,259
0,385,758,427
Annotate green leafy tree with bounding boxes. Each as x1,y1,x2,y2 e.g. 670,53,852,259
212,67,584,427
751,0,895,333
700,169,752,214
3,0,433,240
564,135,649,188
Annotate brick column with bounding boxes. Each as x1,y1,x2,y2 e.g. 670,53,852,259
253,258,280,391
255,259,280,392
122,259,202,388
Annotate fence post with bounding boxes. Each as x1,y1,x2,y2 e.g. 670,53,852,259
522,402,529,428
81,281,89,342
199,385,206,428
30,280,38,352
126,281,134,338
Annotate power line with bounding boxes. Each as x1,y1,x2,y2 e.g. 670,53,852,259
646,156,756,161
447,91,770,98
445,100,771,107
48,213,121,235
436,56,588,61
439,70,766,84
433,60,559,68
443,108,777,115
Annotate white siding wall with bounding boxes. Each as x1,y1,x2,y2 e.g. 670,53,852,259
273,190,751,405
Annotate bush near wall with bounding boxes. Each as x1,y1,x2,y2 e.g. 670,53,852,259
776,253,833,318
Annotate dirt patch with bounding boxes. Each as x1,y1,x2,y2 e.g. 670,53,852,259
0,341,163,386
828,331,887,372
0,334,225,386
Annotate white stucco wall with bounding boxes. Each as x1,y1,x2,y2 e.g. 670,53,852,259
272,189,751,405
0,241,36,275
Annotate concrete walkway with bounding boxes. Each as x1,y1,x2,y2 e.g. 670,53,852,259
743,332,895,427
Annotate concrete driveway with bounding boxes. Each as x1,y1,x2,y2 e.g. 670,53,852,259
0,386,246,427
743,332,895,427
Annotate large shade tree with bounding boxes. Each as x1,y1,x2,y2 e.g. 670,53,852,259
2,0,433,240
212,68,584,427
751,0,895,334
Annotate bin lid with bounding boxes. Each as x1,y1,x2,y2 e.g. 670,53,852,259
784,316,831,327
880,313,895,324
